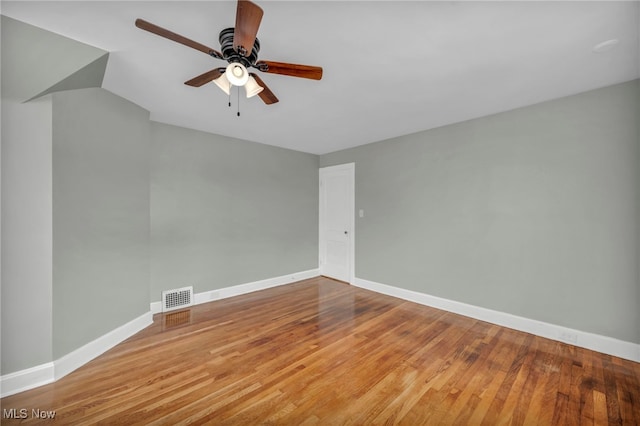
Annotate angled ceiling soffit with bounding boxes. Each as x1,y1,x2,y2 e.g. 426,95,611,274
1,15,108,102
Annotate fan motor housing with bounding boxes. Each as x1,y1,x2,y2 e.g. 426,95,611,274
219,27,260,68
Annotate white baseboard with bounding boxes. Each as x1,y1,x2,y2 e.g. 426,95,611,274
0,311,153,398
55,311,153,380
150,300,162,314
151,268,320,314
18,272,632,397
353,277,640,363
0,362,55,399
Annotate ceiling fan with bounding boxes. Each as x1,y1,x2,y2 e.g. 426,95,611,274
135,0,323,105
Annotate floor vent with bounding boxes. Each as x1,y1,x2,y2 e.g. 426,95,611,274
162,286,193,312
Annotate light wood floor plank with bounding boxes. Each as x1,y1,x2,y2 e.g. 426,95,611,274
1,277,638,425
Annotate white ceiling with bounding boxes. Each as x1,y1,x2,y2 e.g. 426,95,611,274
2,1,639,155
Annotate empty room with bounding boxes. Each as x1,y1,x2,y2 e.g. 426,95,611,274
1,1,639,424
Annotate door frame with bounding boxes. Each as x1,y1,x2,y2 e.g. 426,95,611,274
319,162,355,284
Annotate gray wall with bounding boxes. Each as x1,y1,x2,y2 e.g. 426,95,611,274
1,14,112,375
52,88,150,358
1,85,319,373
1,16,106,102
1,12,319,373
1,98,54,374
321,79,640,344
150,122,318,299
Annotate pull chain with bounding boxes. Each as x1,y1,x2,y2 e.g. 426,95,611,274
237,87,240,117
224,87,240,116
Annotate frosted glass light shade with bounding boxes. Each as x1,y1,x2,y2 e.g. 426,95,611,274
225,63,249,86
213,72,231,95
244,76,264,98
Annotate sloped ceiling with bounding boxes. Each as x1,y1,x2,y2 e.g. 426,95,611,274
1,15,108,102
2,1,639,154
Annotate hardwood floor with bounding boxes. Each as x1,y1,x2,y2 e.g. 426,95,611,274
2,277,639,425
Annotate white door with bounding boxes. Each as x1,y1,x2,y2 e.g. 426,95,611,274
319,163,354,283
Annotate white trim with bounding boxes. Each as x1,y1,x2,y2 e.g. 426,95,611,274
0,362,55,398
151,269,321,314
54,311,153,380
353,277,640,363
150,300,162,314
0,310,152,398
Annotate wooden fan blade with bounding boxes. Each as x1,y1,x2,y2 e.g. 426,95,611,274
135,19,223,58
250,73,279,105
233,0,264,57
256,60,323,80
185,68,225,87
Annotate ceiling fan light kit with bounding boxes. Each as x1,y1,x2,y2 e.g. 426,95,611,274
135,0,323,110
212,66,262,99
